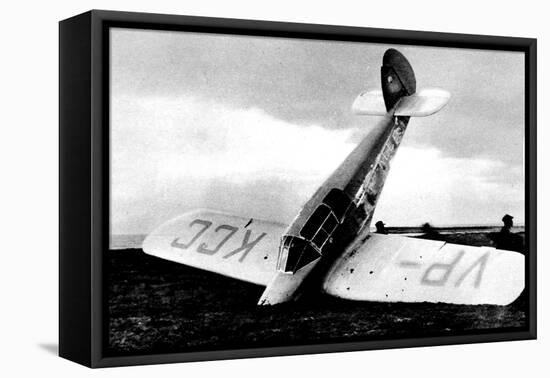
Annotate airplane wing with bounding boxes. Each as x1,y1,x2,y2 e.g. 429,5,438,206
142,209,286,286
322,233,524,305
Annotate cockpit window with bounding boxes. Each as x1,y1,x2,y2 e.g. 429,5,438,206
300,205,330,240
300,204,338,250
322,213,338,232
322,189,352,220
312,229,329,249
277,236,321,273
278,189,355,274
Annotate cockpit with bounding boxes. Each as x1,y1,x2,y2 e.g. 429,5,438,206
276,189,353,274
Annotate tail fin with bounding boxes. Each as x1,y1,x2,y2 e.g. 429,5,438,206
352,49,450,117
381,48,416,110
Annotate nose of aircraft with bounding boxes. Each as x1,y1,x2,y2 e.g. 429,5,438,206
258,262,318,305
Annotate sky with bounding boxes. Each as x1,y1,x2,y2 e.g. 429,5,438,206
110,28,525,235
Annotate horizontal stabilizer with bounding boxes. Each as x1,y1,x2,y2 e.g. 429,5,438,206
352,88,450,117
323,234,524,305
351,90,387,116
394,88,451,117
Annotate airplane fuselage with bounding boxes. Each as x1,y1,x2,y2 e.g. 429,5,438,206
258,113,410,304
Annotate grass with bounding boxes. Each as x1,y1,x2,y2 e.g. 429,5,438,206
107,231,527,356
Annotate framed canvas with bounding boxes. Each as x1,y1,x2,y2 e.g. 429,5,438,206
59,10,537,368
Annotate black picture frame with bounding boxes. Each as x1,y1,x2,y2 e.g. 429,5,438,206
59,9,537,368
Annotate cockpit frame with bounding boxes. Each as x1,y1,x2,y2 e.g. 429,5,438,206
277,189,355,274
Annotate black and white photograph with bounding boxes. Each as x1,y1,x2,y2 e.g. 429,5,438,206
3,0,547,375
107,26,529,357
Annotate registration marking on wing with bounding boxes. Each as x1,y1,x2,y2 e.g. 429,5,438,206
398,249,491,289
142,209,286,286
170,218,268,263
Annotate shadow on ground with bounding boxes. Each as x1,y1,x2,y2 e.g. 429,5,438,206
38,343,58,356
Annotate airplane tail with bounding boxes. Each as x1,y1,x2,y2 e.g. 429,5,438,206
352,49,450,117
258,48,451,306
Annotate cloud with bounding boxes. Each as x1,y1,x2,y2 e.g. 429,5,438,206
111,28,525,167
373,146,524,227
110,95,355,233
111,96,524,234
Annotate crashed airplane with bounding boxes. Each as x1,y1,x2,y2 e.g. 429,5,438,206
143,49,524,306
